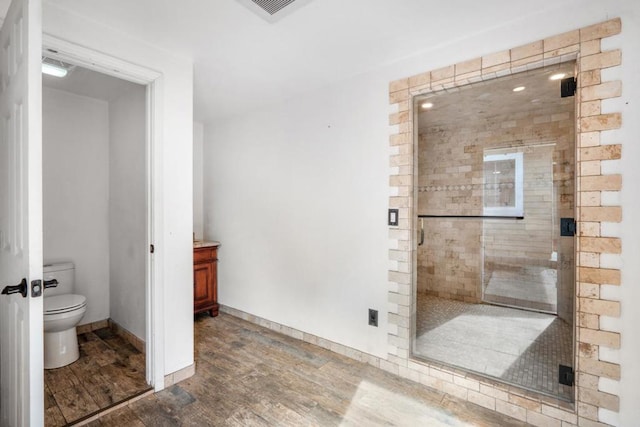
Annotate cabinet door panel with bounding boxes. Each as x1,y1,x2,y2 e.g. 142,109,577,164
194,247,216,263
194,262,214,309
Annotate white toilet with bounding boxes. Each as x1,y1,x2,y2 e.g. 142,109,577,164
43,262,87,369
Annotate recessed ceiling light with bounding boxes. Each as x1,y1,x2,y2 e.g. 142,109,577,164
549,73,566,81
513,86,526,92
421,102,434,109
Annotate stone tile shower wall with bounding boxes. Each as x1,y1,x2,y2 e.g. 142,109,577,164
388,19,623,426
416,129,482,301
417,98,575,304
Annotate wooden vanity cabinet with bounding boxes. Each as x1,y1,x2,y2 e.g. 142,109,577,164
193,245,219,317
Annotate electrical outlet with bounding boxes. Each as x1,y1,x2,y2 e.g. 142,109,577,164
368,309,378,327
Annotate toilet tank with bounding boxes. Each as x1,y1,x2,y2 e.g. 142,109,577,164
43,262,75,297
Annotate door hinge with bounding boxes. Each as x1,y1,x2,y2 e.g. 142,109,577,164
561,77,577,98
560,218,576,236
559,364,575,386
150,244,155,254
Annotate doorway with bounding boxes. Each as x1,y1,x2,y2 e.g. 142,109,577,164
41,61,151,424
413,62,576,400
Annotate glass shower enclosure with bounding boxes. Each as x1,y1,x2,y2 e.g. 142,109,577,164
413,63,576,400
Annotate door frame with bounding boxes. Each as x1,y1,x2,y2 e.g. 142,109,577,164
42,34,165,389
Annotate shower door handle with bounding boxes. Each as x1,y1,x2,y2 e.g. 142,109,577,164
418,218,425,246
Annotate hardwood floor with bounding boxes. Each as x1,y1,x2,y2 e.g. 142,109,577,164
84,313,527,426
45,327,150,426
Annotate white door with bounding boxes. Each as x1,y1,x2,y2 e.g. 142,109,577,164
0,0,43,425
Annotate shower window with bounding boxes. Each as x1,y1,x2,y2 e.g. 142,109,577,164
483,151,523,217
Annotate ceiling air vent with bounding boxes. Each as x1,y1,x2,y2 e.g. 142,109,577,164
237,0,313,23
251,0,296,15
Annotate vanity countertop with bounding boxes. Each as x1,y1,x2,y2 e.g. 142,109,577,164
193,240,220,249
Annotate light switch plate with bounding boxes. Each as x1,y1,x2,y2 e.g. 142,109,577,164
388,209,399,226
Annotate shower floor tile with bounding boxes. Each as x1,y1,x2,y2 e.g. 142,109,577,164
415,294,573,401
44,327,151,427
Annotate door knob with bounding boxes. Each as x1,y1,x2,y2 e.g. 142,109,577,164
1,278,28,298
44,279,58,289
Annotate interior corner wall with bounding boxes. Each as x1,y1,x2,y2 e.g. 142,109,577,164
109,86,147,340
193,121,204,240
43,4,195,378
42,87,110,325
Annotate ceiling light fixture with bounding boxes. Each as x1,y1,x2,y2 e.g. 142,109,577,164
42,62,68,78
549,73,566,81
41,57,75,78
421,102,434,109
512,86,526,92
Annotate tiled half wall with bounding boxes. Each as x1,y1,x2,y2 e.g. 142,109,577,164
388,19,623,426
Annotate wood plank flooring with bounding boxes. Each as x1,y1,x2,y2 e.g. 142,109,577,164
86,313,527,426
45,328,150,426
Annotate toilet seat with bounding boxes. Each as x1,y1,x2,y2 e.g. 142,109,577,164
44,294,87,315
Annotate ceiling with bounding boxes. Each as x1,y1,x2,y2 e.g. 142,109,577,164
417,62,576,130
43,64,142,102
0,0,579,122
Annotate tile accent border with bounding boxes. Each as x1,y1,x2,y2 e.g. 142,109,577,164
108,319,146,354
78,320,196,389
220,304,576,418
164,363,196,387
77,319,109,335
78,318,146,354
388,18,623,427
220,305,383,367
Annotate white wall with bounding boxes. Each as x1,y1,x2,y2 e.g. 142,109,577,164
613,5,640,426
203,1,640,423
43,4,194,379
109,86,147,340
42,87,110,325
193,121,204,240
205,74,390,356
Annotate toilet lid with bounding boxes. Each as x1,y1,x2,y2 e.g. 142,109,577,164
44,294,86,314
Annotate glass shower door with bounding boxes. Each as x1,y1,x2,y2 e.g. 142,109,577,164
413,62,576,400
481,143,574,321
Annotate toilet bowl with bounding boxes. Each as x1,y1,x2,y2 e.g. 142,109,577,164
44,294,87,369
43,263,87,369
